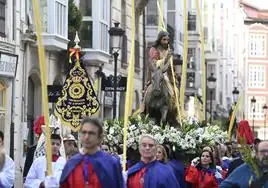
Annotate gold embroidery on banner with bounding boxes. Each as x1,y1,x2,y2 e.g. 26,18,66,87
55,60,100,132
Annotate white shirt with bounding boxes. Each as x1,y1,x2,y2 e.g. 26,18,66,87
0,155,15,188
24,155,66,188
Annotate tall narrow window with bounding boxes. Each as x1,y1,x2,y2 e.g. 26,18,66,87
146,0,158,26
249,34,266,57
80,0,92,17
80,21,93,48
55,1,66,36
121,34,128,66
188,13,196,31
167,0,175,29
135,40,140,70
121,0,127,66
0,0,5,37
100,22,108,52
80,0,93,48
99,0,109,52
248,64,265,89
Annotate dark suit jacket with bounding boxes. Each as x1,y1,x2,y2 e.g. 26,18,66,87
23,145,37,178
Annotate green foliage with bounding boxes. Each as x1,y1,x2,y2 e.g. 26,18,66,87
182,121,200,133
239,137,260,178
68,0,82,47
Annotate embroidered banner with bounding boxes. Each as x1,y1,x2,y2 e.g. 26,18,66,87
55,50,99,131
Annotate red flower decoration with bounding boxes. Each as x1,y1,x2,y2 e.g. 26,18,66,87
33,116,45,136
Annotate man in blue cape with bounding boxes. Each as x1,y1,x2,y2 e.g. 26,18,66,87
127,134,180,188
60,117,124,188
220,141,268,188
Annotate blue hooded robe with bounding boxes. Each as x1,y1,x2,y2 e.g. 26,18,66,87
220,163,268,188
167,160,187,188
128,160,180,188
60,151,124,188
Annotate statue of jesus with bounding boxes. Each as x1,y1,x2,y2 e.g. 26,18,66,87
141,31,178,114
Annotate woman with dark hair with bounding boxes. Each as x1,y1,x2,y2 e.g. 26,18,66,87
203,144,228,179
186,150,222,188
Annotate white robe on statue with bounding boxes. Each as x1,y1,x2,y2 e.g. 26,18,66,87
0,155,15,188
24,155,66,188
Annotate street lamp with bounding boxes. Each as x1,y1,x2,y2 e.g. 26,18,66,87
207,73,216,125
232,87,239,105
263,104,268,139
251,96,256,134
108,22,125,119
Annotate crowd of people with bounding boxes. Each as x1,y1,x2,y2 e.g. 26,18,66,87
0,117,268,187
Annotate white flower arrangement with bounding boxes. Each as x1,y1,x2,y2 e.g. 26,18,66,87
103,117,228,153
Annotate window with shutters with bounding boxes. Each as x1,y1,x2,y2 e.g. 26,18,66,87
249,34,266,57
248,64,265,89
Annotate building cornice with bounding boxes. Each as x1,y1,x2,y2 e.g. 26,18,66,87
0,37,16,54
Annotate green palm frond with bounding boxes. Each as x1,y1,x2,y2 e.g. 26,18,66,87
239,137,260,178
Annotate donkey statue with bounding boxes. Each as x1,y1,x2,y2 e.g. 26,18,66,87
144,62,179,127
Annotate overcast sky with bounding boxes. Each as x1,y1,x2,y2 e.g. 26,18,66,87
245,0,268,9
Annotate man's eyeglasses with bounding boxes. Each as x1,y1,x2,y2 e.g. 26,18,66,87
258,150,268,154
141,143,156,148
81,130,97,136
